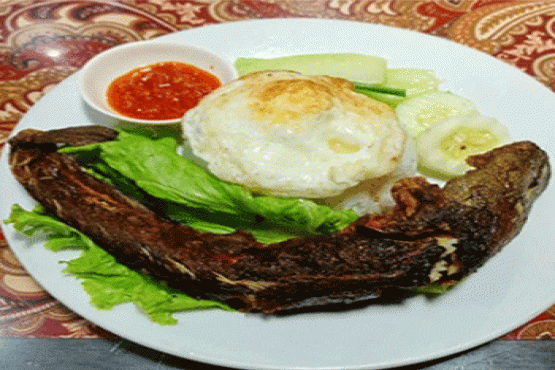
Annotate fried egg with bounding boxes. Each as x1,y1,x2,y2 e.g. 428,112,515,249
182,70,412,212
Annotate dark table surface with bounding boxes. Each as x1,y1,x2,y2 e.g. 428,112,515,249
0,338,554,370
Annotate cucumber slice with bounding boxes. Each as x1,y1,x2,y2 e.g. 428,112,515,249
416,113,512,179
395,91,479,137
234,54,387,84
387,69,442,95
363,68,442,106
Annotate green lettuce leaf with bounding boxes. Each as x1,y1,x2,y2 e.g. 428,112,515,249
413,282,458,296
5,130,455,324
3,130,359,324
61,130,359,241
4,204,233,325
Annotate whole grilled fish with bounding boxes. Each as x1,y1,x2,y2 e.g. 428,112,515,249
8,126,551,313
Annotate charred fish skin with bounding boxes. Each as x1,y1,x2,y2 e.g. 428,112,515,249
7,127,551,313
443,141,551,255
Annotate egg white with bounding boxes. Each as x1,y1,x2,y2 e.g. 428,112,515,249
182,71,412,212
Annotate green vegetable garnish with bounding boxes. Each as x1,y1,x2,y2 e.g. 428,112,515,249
61,131,359,242
4,204,233,325
353,82,407,97
4,130,362,324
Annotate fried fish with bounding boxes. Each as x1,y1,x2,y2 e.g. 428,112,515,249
8,126,550,313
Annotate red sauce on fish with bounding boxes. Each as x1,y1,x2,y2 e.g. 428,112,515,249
106,61,222,121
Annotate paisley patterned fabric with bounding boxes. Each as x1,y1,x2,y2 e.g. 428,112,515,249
0,0,553,339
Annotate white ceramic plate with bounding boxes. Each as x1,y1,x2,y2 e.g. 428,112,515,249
1,19,554,370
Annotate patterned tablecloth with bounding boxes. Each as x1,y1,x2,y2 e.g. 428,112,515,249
0,0,554,339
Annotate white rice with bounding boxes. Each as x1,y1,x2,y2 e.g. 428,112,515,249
318,137,418,215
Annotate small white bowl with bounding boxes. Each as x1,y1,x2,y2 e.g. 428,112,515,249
79,41,237,125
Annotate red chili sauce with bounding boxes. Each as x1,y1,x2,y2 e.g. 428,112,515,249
106,61,222,121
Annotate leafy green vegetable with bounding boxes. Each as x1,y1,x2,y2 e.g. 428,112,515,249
4,132,357,325
61,131,359,242
1,130,360,323
414,283,457,296
4,204,233,325
3,130,359,324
